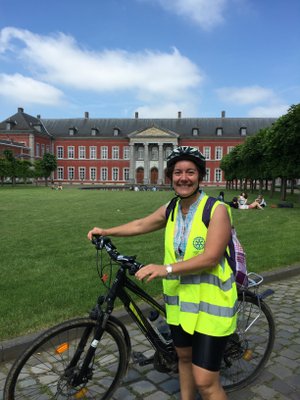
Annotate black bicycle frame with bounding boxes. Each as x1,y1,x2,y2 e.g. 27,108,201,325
71,263,173,386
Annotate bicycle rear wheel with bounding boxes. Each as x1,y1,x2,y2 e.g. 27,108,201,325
221,293,275,392
4,317,128,400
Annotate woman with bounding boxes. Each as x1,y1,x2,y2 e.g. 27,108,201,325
238,192,264,210
88,146,237,400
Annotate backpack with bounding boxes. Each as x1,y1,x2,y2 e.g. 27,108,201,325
166,196,248,288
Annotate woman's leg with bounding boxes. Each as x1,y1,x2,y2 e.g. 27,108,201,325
176,346,197,400
192,365,227,400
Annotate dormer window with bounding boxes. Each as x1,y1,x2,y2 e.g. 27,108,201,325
216,127,223,136
192,128,199,136
91,128,98,136
240,127,247,136
6,120,15,131
34,124,42,132
113,128,120,136
69,127,77,136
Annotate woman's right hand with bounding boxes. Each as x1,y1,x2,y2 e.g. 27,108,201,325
87,227,105,241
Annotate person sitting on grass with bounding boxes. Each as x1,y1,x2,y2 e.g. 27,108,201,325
238,193,264,210
256,194,267,208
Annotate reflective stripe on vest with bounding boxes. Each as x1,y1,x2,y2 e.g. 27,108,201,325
163,194,237,336
164,295,238,317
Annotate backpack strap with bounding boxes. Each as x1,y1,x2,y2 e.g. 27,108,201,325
165,196,180,222
202,197,218,227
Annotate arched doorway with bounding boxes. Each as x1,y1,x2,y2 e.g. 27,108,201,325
150,167,158,184
136,167,144,184
164,169,171,185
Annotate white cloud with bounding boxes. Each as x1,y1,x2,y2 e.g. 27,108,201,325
216,85,275,105
136,101,198,118
248,104,289,118
0,73,64,105
0,27,203,103
143,0,228,30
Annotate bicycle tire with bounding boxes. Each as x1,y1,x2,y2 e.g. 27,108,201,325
221,293,275,392
4,317,128,400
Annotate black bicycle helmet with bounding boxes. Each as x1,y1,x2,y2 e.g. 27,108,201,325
166,146,206,179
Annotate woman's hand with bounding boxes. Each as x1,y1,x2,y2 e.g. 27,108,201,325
135,264,167,282
87,227,105,241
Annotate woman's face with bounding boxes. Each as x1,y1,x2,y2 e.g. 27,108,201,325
172,160,200,198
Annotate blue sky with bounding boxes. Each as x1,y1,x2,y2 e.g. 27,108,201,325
0,0,299,120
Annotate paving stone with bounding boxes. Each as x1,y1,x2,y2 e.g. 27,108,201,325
0,274,300,400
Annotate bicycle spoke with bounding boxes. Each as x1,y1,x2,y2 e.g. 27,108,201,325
5,319,128,400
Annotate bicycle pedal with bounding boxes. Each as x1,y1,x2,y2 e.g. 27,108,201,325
132,351,154,366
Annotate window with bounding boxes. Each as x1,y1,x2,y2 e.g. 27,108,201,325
79,167,86,180
216,127,223,136
227,146,234,154
36,143,40,157
165,146,173,159
112,167,119,181
215,146,223,160
57,167,64,180
112,146,119,160
41,144,45,156
203,168,210,182
113,128,119,136
68,167,75,180
101,167,108,181
69,127,75,136
203,146,211,160
101,146,108,159
90,167,96,180
46,145,50,153
192,128,199,136
90,146,97,159
57,146,64,159
68,146,74,159
151,147,158,161
79,146,86,159
123,146,130,160
123,168,130,181
91,128,98,136
137,147,144,160
215,168,222,182
240,127,247,136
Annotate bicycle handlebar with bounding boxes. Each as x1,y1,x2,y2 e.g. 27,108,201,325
91,235,144,275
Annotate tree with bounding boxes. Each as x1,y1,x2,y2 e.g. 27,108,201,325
265,104,300,200
3,150,18,186
0,158,10,186
38,153,57,186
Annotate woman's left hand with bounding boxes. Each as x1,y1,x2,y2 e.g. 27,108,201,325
135,264,167,282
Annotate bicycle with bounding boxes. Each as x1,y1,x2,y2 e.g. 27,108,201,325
4,236,275,399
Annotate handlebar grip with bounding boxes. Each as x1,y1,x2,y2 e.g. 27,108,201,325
128,262,144,276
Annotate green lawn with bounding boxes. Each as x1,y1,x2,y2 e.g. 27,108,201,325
0,186,299,340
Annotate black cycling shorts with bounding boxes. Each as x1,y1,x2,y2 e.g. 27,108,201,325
169,324,229,372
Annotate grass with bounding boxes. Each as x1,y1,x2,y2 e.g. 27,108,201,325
0,186,299,340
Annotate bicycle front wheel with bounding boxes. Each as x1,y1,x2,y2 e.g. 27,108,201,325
4,317,128,400
221,293,275,392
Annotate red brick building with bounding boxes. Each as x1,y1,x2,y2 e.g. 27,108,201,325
0,107,276,186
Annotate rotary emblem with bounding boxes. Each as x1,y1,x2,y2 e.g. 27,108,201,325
193,237,205,250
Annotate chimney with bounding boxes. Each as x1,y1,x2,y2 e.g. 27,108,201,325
135,111,139,119
178,111,182,119
18,107,24,113
37,114,41,119
84,111,89,119
221,110,226,118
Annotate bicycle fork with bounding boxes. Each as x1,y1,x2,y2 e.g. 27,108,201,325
65,313,109,387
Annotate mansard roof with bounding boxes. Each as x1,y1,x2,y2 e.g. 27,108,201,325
41,116,276,138
1,108,277,139
0,108,52,138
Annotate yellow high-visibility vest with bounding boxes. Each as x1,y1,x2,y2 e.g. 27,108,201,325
163,195,237,336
